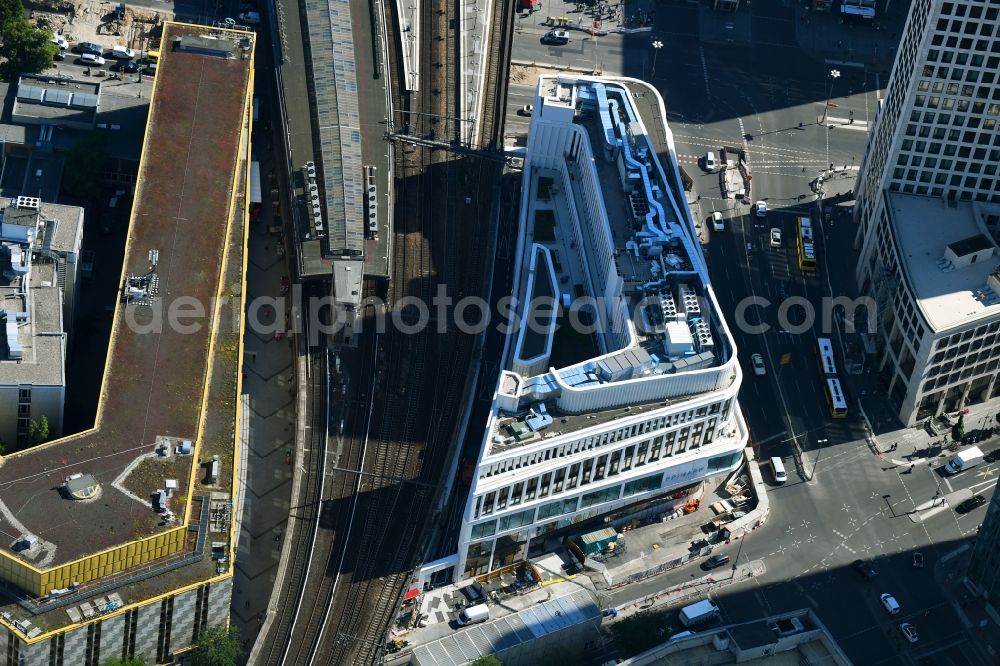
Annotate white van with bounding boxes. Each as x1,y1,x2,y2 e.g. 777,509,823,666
712,211,724,231
455,603,489,627
703,151,717,171
770,457,787,483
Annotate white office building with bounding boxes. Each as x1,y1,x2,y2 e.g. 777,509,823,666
853,0,1000,424
0,197,83,447
454,76,748,579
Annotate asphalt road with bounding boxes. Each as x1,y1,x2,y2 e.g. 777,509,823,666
604,436,999,666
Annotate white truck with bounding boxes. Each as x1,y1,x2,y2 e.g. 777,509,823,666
455,603,490,627
944,446,984,474
678,598,720,627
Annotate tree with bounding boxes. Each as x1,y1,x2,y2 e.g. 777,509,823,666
102,657,147,666
609,610,672,656
0,0,25,29
28,415,49,445
62,133,109,200
469,657,503,666
0,19,56,81
952,413,965,442
190,625,242,666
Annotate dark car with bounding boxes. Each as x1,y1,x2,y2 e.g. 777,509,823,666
112,59,140,73
74,41,104,55
701,553,731,571
984,449,1000,463
541,30,570,46
851,559,878,580
956,495,987,513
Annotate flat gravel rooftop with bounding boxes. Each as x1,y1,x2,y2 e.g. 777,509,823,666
0,24,252,569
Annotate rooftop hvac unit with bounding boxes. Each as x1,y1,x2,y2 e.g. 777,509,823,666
15,196,40,210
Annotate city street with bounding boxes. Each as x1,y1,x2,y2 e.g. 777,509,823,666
505,1,999,665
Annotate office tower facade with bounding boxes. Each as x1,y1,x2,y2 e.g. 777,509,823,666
853,0,1000,425
452,76,748,580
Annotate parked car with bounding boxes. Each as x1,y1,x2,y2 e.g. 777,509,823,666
880,593,900,615
751,353,766,376
107,45,135,60
79,53,106,66
899,622,918,643
239,11,261,23
956,494,987,513
541,29,570,45
701,553,731,571
851,559,877,580
912,552,924,568
753,201,767,217
517,104,534,117
74,41,104,55
54,48,66,61
112,59,140,73
984,449,1000,463
51,34,69,50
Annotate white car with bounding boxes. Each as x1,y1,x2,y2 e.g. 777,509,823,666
51,34,69,50
880,593,900,615
108,45,135,59
751,353,766,376
79,53,106,66
769,228,782,248
898,622,918,643
754,201,767,217
239,11,261,24
703,151,717,171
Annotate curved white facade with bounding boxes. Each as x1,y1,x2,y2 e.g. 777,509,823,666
456,76,748,580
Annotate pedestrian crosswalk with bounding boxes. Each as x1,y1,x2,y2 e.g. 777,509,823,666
825,116,870,132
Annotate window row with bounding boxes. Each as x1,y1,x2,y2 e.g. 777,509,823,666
473,423,716,519
922,358,1000,393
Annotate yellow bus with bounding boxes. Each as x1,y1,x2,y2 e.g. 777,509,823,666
797,216,816,271
825,378,848,418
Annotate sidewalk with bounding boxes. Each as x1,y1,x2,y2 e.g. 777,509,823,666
230,126,297,649
605,558,766,623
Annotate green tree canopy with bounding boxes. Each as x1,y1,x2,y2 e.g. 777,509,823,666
0,0,25,29
610,610,672,656
28,415,49,445
190,625,242,666
952,413,965,442
469,657,503,666
102,657,147,666
0,17,56,81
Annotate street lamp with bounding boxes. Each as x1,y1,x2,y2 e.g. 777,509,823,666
820,69,841,125
650,40,663,80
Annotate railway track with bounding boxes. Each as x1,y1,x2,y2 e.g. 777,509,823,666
258,342,328,666
479,0,515,150
257,0,510,661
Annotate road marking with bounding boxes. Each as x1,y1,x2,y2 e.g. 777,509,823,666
699,47,711,97
975,466,997,479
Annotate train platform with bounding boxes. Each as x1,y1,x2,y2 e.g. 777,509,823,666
272,0,391,282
